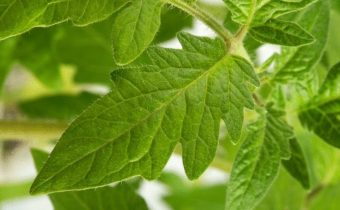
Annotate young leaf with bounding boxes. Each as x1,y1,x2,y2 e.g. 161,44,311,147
249,19,314,46
30,33,259,194
112,0,164,64
273,0,330,82
225,106,293,210
282,138,310,189
0,0,127,41
31,149,149,210
223,0,317,26
299,63,340,148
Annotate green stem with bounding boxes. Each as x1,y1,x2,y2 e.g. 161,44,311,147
167,0,232,47
0,120,67,141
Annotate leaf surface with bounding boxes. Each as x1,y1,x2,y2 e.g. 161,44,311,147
249,19,314,46
299,63,340,148
282,138,310,189
273,0,330,82
30,33,259,194
223,0,316,26
0,0,127,40
225,106,293,210
112,0,164,64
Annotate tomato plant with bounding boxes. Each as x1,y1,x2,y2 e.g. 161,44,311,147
0,0,339,209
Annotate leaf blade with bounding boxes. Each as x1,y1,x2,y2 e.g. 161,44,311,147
225,107,293,210
112,0,164,64
249,19,314,46
0,0,127,41
273,0,330,82
299,63,340,148
30,33,259,194
223,0,317,26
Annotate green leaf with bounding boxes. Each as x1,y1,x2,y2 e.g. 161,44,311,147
310,182,340,210
0,181,31,202
299,63,340,148
30,32,259,194
255,168,306,210
249,19,314,46
160,173,226,210
112,0,164,64
154,5,193,43
331,0,340,12
54,20,116,85
0,0,127,41
326,11,340,67
225,106,293,210
0,38,16,92
273,0,330,82
223,0,317,26
0,0,166,66
15,27,62,89
1,18,117,87
19,92,98,121
282,138,310,189
31,148,149,210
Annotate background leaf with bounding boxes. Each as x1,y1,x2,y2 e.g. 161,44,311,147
225,106,293,210
31,148,149,210
159,173,226,210
112,0,164,64
154,5,193,43
282,138,310,189
19,92,99,121
0,38,16,92
273,0,330,82
249,19,314,46
0,0,127,41
223,0,316,26
299,63,340,148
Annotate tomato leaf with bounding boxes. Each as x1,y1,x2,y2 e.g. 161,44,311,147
30,32,259,194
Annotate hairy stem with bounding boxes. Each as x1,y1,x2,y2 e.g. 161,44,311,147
0,120,68,141
167,0,232,47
